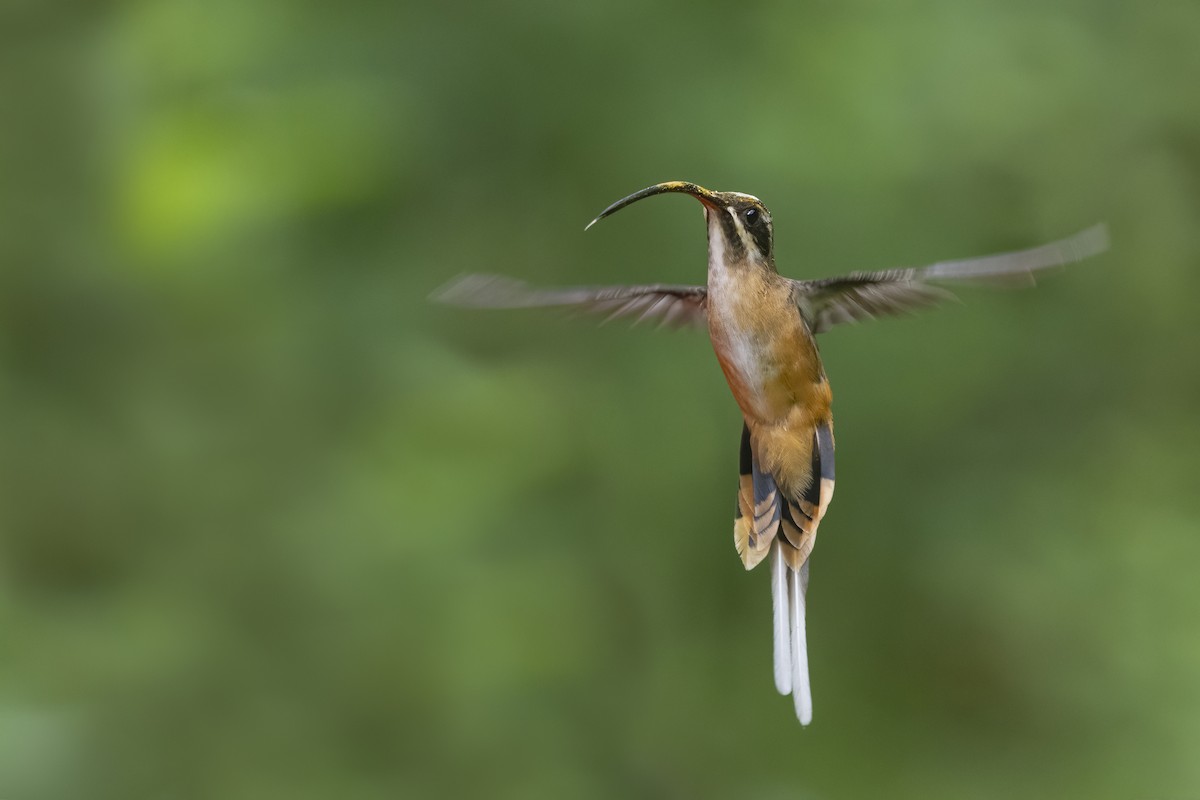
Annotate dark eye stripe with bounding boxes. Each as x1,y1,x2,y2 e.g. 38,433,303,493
748,219,771,260
738,206,771,260
720,204,772,263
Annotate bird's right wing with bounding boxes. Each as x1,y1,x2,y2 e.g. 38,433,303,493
432,273,709,330
793,224,1109,334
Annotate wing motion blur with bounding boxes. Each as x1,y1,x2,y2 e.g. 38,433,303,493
794,224,1109,334
432,273,708,329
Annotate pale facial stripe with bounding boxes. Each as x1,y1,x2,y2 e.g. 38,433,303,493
726,206,767,264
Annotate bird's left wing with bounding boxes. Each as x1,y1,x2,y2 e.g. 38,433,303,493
432,273,708,329
793,224,1109,334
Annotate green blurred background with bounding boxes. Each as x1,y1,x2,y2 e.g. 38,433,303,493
3,0,1199,797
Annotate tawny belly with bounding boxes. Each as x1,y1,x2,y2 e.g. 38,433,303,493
709,320,828,425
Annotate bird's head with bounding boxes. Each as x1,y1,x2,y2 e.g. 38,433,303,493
586,181,775,272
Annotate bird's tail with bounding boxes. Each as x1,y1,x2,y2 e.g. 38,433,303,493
736,422,835,725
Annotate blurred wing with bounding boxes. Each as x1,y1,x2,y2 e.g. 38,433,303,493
432,273,708,329
795,224,1109,334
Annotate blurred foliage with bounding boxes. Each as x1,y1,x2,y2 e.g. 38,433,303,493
1,0,1199,797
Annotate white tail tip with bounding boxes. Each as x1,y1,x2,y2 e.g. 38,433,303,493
790,564,813,725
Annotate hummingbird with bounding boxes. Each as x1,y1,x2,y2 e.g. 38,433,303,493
434,181,1108,725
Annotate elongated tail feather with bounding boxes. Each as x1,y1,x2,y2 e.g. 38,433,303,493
771,540,792,695
790,560,813,725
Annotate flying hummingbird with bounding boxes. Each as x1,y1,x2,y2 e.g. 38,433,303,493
434,181,1108,725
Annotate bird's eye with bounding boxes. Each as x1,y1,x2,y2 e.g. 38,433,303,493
743,208,761,226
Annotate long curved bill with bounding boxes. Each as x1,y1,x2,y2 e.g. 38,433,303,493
585,181,722,230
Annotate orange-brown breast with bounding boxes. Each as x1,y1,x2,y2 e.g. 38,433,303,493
707,269,833,498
